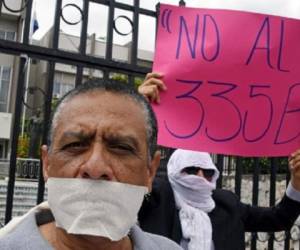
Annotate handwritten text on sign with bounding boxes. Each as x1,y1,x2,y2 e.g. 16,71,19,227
153,4,300,156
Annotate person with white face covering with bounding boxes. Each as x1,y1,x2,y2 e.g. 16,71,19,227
139,148,300,250
138,73,300,250
0,79,183,250
167,150,219,250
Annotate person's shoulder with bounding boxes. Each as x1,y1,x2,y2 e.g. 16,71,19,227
0,231,12,250
212,189,240,209
213,188,237,198
0,212,34,250
144,231,183,250
0,205,53,250
131,225,182,250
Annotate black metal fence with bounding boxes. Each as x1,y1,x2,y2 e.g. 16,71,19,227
0,0,298,249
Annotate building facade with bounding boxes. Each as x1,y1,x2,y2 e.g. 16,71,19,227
0,0,23,160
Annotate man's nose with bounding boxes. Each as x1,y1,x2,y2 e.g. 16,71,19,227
78,144,114,180
197,169,213,182
196,169,204,178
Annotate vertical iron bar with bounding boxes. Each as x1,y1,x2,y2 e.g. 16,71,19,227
22,0,33,45
5,0,33,224
268,158,278,250
130,0,139,66
284,232,290,250
103,70,109,81
79,0,89,55
285,159,291,250
76,0,89,86
36,62,55,204
52,0,62,49
76,67,84,86
36,0,62,203
105,0,115,79
251,158,260,250
216,154,224,188
128,74,134,87
285,159,291,184
235,157,242,199
106,0,115,61
154,3,160,49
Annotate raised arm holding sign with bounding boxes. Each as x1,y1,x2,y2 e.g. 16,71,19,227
152,4,300,157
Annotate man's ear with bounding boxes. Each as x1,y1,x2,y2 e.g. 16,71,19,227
41,145,50,182
147,150,161,192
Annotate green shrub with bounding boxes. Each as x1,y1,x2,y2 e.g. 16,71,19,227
17,135,29,158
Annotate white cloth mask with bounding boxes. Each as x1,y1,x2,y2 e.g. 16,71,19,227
47,178,148,241
171,174,216,211
167,149,219,250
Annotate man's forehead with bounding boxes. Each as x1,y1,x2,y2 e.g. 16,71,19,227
63,90,139,109
53,91,148,138
57,91,133,116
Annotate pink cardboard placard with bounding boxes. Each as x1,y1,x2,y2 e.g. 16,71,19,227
153,4,300,156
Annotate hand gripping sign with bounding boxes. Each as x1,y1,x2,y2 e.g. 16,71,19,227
153,4,300,157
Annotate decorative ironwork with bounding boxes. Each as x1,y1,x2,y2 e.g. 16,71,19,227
16,158,40,179
1,0,29,13
257,232,270,242
61,3,83,25
113,15,134,36
274,231,286,242
249,227,300,243
290,224,300,241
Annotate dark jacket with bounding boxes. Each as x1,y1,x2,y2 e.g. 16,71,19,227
138,177,300,250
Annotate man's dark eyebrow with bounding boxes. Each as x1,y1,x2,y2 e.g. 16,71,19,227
60,131,94,141
105,134,139,148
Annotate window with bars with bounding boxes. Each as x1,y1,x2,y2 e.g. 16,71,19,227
53,72,74,98
0,66,11,112
0,30,16,41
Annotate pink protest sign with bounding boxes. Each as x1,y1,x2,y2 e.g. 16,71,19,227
153,4,300,156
